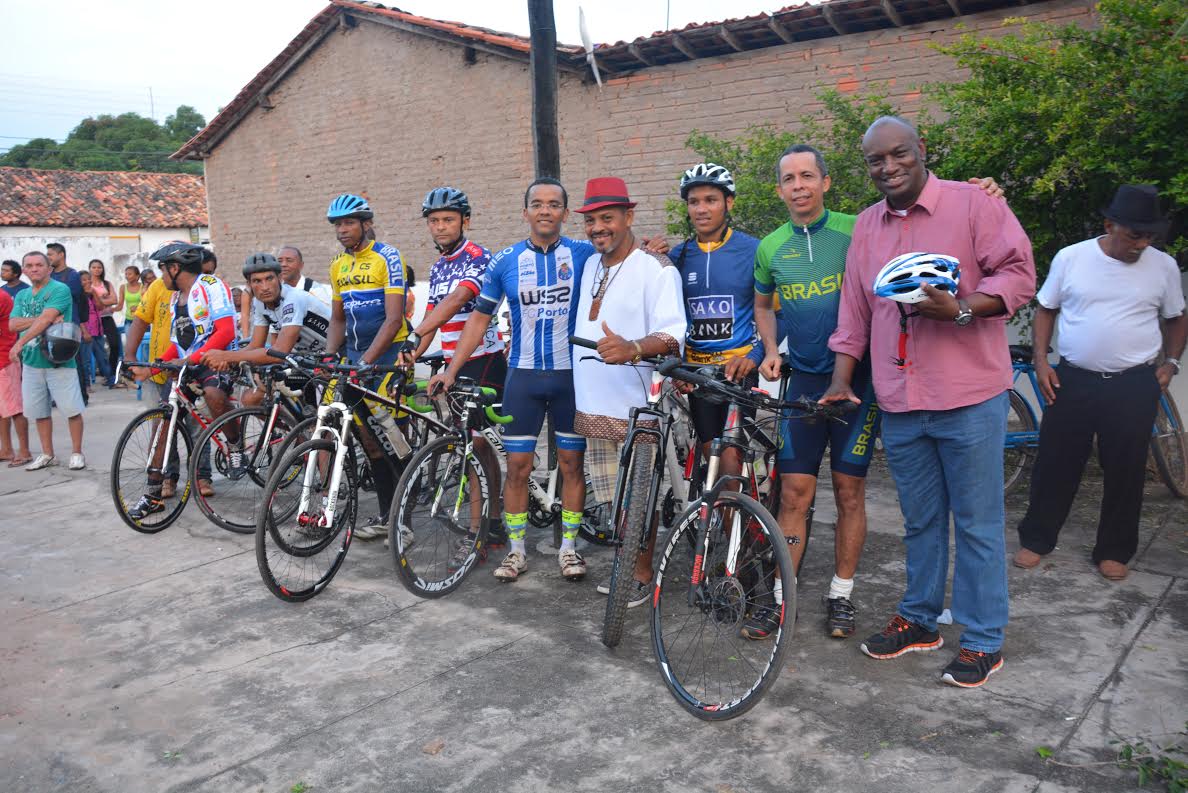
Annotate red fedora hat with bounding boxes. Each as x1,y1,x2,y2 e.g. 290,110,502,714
575,176,636,214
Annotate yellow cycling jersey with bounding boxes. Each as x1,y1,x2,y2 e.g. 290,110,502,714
330,240,409,353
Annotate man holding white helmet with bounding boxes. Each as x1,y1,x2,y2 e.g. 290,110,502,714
823,116,1035,688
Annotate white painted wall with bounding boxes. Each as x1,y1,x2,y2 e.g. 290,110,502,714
0,225,210,322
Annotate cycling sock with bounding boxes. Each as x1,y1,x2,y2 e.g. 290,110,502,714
372,460,397,522
560,509,582,552
773,576,783,606
828,575,854,600
505,511,528,556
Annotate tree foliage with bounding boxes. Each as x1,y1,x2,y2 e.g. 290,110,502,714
0,105,205,174
670,0,1187,277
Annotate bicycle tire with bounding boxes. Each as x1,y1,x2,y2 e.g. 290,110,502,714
190,406,300,534
390,434,493,598
602,438,657,648
651,490,795,721
255,438,357,602
1151,389,1188,499
1003,389,1038,496
110,406,193,533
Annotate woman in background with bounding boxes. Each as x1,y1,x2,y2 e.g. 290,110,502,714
89,259,122,383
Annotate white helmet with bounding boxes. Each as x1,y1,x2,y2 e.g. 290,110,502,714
679,162,735,200
873,252,961,304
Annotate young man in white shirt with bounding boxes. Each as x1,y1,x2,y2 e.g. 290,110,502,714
571,177,686,605
1015,184,1187,581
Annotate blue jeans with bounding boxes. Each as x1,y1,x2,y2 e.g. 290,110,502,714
880,391,1009,653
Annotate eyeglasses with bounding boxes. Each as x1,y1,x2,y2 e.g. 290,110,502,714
528,201,565,211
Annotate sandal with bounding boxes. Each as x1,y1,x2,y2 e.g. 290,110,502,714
8,456,33,468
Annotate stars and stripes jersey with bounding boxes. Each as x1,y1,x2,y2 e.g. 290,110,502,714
170,273,236,357
330,240,408,354
475,236,595,370
425,240,504,361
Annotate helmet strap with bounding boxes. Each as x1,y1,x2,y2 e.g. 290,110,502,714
434,235,466,256
894,303,920,370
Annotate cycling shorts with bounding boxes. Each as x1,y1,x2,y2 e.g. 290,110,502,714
456,351,507,400
688,371,758,444
777,369,880,478
187,365,234,396
501,368,586,455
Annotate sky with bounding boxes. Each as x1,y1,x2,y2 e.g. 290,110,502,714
0,0,798,154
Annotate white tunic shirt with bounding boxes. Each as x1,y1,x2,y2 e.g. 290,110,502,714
1038,237,1185,372
573,247,686,434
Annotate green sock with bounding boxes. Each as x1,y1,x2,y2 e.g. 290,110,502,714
560,509,581,552
504,511,528,555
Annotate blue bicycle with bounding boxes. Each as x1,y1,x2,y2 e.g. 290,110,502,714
1004,345,1188,498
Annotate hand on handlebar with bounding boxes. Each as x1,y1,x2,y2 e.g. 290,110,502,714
427,371,455,397
819,380,861,406
723,355,756,383
758,353,782,382
201,349,232,371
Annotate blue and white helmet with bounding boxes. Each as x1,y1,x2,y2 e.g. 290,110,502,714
326,193,373,222
873,252,961,304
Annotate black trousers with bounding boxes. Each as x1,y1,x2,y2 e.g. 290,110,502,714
1017,361,1161,564
101,315,121,375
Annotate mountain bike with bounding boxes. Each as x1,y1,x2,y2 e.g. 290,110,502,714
111,360,243,533
254,352,451,602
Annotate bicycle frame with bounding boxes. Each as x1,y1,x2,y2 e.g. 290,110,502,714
1006,361,1043,451
145,363,215,479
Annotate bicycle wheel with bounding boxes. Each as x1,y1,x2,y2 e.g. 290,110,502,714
191,407,301,534
390,434,493,598
1003,389,1038,496
652,490,795,721
255,439,357,602
1151,390,1188,498
602,439,657,648
110,406,193,533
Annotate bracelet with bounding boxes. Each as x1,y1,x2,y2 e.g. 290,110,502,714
631,341,643,364
1164,357,1181,374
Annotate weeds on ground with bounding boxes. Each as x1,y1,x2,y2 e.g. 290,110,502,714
1036,722,1187,791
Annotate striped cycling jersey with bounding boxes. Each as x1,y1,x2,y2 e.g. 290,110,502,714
475,236,595,370
250,283,331,355
170,273,235,357
755,209,856,375
425,239,504,361
330,240,408,354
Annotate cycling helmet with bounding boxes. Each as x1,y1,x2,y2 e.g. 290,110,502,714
149,242,206,269
422,186,471,218
680,162,736,200
243,252,281,278
326,193,373,222
873,252,962,304
41,321,81,365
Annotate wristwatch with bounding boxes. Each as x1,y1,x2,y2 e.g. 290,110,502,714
1164,357,1181,375
953,299,974,327
406,332,420,352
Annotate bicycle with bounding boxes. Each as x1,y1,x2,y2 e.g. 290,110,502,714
254,352,451,602
388,379,511,598
110,360,242,533
188,363,318,534
1004,345,1188,498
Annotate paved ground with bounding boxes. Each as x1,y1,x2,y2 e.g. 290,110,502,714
1,387,1185,793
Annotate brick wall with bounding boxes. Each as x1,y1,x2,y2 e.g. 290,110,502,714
204,0,1097,285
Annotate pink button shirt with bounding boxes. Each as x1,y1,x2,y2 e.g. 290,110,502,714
829,174,1036,413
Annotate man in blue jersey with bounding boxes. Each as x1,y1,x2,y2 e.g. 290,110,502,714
430,178,594,583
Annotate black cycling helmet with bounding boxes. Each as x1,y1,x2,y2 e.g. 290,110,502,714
679,162,736,200
243,252,281,278
41,321,81,365
421,187,471,218
150,242,207,272
327,193,373,222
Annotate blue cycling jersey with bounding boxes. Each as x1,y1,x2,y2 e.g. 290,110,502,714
475,236,595,370
670,228,764,366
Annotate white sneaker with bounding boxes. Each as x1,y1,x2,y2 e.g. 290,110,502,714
68,453,86,470
493,550,528,581
559,549,586,580
354,516,386,540
25,454,56,471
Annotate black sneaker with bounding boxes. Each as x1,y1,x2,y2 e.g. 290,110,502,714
740,600,782,640
128,494,165,520
825,596,856,638
446,535,483,572
860,614,943,659
486,525,508,549
941,648,1003,688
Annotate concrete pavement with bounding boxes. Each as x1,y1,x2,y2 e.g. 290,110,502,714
1,386,1184,793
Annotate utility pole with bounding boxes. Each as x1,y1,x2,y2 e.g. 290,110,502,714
527,0,560,179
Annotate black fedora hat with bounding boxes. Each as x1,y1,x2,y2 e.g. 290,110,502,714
1102,184,1169,234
